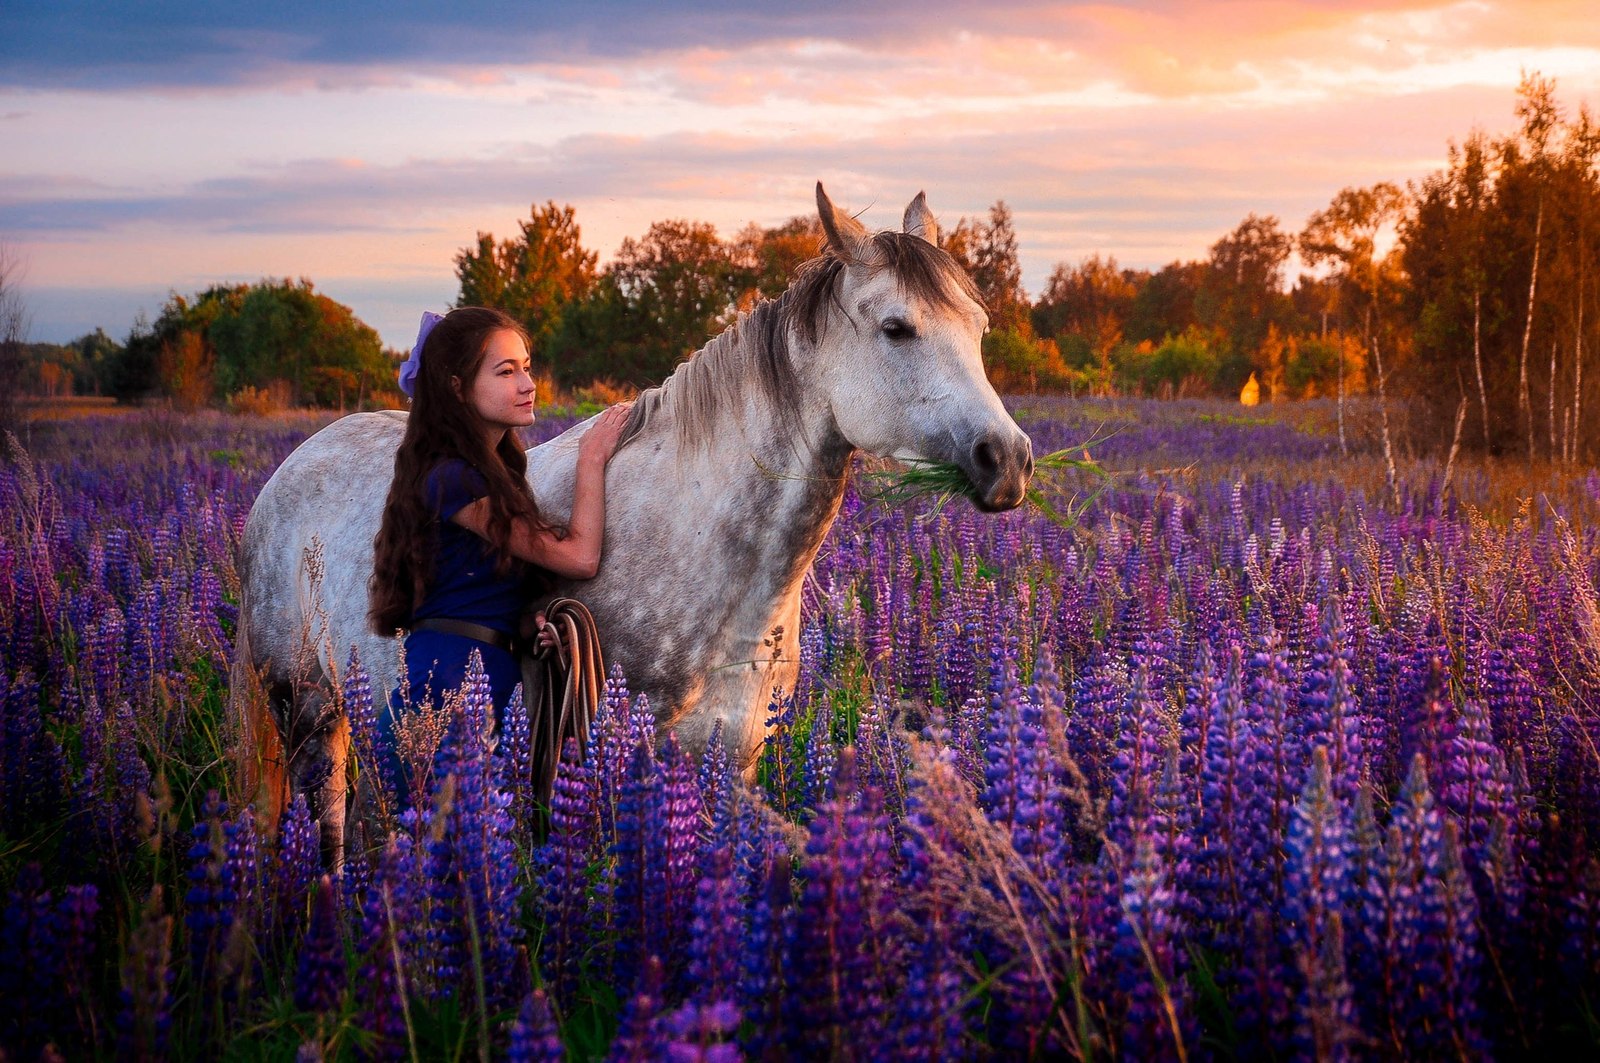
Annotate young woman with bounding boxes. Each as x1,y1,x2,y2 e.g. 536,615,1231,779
369,306,630,749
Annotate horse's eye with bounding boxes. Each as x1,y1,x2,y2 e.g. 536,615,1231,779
881,318,915,341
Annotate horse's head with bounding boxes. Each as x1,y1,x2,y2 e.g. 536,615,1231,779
803,183,1033,512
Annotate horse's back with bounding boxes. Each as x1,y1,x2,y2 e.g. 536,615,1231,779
241,412,408,688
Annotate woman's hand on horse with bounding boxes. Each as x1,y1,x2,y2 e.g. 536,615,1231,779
578,402,633,468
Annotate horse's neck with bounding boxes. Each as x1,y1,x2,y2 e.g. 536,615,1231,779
639,332,854,593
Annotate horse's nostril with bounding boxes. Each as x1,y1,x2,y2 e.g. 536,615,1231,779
973,439,999,476
1023,452,1035,478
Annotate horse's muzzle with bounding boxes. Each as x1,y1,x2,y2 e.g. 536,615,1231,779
963,428,1034,512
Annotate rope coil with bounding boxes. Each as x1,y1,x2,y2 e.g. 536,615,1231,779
522,597,605,805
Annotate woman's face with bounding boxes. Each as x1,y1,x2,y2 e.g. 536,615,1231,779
464,329,536,434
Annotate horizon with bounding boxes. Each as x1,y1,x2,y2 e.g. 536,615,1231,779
5,0,1599,350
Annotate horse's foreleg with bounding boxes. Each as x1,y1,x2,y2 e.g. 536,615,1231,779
316,716,350,872
282,687,350,871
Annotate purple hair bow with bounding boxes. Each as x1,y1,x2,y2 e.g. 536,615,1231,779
398,310,444,399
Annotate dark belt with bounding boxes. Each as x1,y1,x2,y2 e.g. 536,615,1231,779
410,617,516,654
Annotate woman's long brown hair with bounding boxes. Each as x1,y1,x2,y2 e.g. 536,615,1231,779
369,306,558,634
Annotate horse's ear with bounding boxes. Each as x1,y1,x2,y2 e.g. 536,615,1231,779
903,191,939,245
816,182,868,261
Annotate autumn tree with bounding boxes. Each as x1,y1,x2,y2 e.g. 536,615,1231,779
1121,260,1199,346
157,331,213,410
944,201,1030,333
108,280,387,407
208,280,388,406
1199,213,1295,389
548,220,744,386
1398,73,1600,463
731,216,822,306
1034,254,1141,390
1402,133,1496,446
111,285,245,403
1300,182,1406,472
455,201,598,368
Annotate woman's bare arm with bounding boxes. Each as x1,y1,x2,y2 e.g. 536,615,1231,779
452,402,633,580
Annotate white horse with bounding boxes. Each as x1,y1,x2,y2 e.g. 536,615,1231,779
236,184,1034,858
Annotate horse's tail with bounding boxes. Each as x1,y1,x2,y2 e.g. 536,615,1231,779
230,580,290,834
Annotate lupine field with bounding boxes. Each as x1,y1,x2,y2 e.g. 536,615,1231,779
3,400,1600,1061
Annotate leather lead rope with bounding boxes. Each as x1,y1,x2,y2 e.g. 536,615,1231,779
522,597,605,807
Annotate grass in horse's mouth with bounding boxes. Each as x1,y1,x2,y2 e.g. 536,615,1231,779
859,448,1110,529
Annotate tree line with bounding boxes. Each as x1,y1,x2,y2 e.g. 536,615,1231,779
451,76,1597,461
8,74,1594,461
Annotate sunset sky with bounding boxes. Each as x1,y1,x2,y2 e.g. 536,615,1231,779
5,1,1599,349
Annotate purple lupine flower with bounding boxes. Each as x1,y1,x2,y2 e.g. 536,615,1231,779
589,670,633,847
275,794,320,943
498,682,534,828
1439,696,1514,871
1434,819,1485,1057
408,793,464,999
1298,598,1364,806
1067,649,1127,819
935,610,979,709
111,697,154,839
1295,911,1356,1063
738,844,793,1060
88,603,126,711
1284,748,1356,1060
1245,626,1299,902
800,708,837,816
1,667,65,832
1193,646,1272,952
1178,638,1221,807
508,989,565,1063
607,955,671,1062
1360,754,1483,1057
611,739,662,992
1106,663,1170,854
186,790,234,984
537,736,599,998
1112,833,1192,1060
760,688,800,817
294,876,344,1014
892,739,971,1062
430,660,523,1006
865,570,893,670
657,734,705,983
0,863,58,1053
343,646,397,818
787,748,900,1057
687,844,743,1008
981,648,1067,895
663,999,742,1063
222,805,261,961
117,887,175,1062
698,718,732,825
352,843,411,1060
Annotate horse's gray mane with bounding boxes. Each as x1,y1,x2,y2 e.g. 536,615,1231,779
623,230,982,455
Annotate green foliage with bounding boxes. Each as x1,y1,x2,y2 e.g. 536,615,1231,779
209,280,388,406
546,216,817,388
1285,334,1344,397
107,281,388,407
981,327,1079,394
1116,327,1225,397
